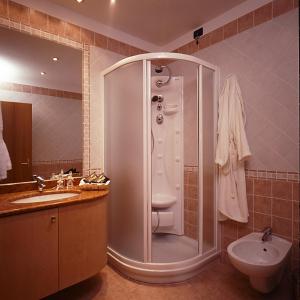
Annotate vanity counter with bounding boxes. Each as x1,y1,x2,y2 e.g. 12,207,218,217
0,188,108,217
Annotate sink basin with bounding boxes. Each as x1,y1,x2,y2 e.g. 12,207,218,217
12,193,79,204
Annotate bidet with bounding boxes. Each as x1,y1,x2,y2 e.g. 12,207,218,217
227,232,292,293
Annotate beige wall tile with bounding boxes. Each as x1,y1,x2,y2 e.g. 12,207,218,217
272,180,293,200
254,179,272,196
237,12,254,33
29,9,48,31
272,216,292,238
254,2,273,26
254,196,271,214
273,0,294,17
94,33,107,49
8,1,29,25
272,198,292,219
0,0,8,18
81,28,94,45
254,212,271,230
223,20,238,39
209,27,224,45
64,22,81,42
47,15,65,36
293,182,299,201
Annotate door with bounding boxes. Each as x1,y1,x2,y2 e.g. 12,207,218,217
0,101,32,183
59,198,107,290
0,209,59,300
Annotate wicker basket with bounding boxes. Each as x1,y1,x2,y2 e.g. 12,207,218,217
78,184,109,191
78,179,110,191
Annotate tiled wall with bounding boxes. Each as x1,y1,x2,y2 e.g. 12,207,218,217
173,0,298,55
195,8,299,172
0,90,82,162
221,170,299,270
0,0,147,56
0,0,146,177
184,166,198,240
0,81,82,100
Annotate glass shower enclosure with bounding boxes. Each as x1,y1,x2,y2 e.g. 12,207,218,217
101,53,218,283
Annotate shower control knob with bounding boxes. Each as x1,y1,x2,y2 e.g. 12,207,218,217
157,103,163,111
156,114,164,124
157,95,164,102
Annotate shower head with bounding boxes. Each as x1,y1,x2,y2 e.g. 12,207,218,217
154,65,171,88
155,66,163,73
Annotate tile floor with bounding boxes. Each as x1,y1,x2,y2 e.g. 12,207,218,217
44,259,293,300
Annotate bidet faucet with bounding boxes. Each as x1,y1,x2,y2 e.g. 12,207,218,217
33,175,46,192
261,227,272,242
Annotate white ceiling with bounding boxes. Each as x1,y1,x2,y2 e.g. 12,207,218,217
0,27,82,92
48,0,247,46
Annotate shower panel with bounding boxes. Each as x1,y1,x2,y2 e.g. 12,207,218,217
102,53,218,283
151,76,183,235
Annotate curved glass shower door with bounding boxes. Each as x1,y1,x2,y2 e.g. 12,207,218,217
104,61,146,262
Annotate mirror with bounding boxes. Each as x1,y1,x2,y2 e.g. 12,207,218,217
0,26,82,184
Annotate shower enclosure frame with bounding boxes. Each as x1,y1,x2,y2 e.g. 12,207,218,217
100,52,220,283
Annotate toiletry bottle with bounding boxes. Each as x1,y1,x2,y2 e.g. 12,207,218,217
56,169,64,190
66,171,74,190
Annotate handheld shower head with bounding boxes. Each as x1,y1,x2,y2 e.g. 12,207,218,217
154,65,171,88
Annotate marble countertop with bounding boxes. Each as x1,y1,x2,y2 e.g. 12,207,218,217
0,187,109,217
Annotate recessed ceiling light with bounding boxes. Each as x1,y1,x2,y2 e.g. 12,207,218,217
110,0,116,4
52,57,59,61
40,71,46,75
76,0,84,3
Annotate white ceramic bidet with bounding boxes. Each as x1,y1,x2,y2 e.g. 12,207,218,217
227,232,292,293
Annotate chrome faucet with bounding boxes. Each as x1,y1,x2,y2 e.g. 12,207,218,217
33,175,46,192
262,227,272,242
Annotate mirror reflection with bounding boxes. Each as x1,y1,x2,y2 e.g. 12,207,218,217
0,27,82,184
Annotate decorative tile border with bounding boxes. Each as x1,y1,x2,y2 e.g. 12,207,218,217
0,0,147,56
32,159,82,179
245,169,299,182
0,81,82,100
173,0,298,55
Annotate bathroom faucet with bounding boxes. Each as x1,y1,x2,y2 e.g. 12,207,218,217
261,227,272,242
33,175,46,192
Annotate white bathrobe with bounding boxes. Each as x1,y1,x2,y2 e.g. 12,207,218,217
215,75,251,223
0,103,12,180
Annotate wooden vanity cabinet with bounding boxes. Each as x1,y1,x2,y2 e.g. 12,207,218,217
0,197,107,300
0,208,59,300
59,199,107,289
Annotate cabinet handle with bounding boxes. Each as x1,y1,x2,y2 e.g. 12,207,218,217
51,216,56,223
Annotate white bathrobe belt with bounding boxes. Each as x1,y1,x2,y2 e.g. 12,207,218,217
220,136,238,200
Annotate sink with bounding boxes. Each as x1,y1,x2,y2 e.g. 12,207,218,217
12,193,79,204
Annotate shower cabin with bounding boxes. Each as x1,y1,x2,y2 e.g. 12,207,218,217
101,53,219,283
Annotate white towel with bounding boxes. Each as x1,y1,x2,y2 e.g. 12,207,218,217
0,103,12,180
215,75,251,223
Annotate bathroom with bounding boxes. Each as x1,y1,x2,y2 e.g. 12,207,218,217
0,0,298,299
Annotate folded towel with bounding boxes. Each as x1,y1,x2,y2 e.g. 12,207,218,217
0,103,12,180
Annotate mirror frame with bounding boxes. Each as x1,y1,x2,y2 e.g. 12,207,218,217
0,21,90,186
